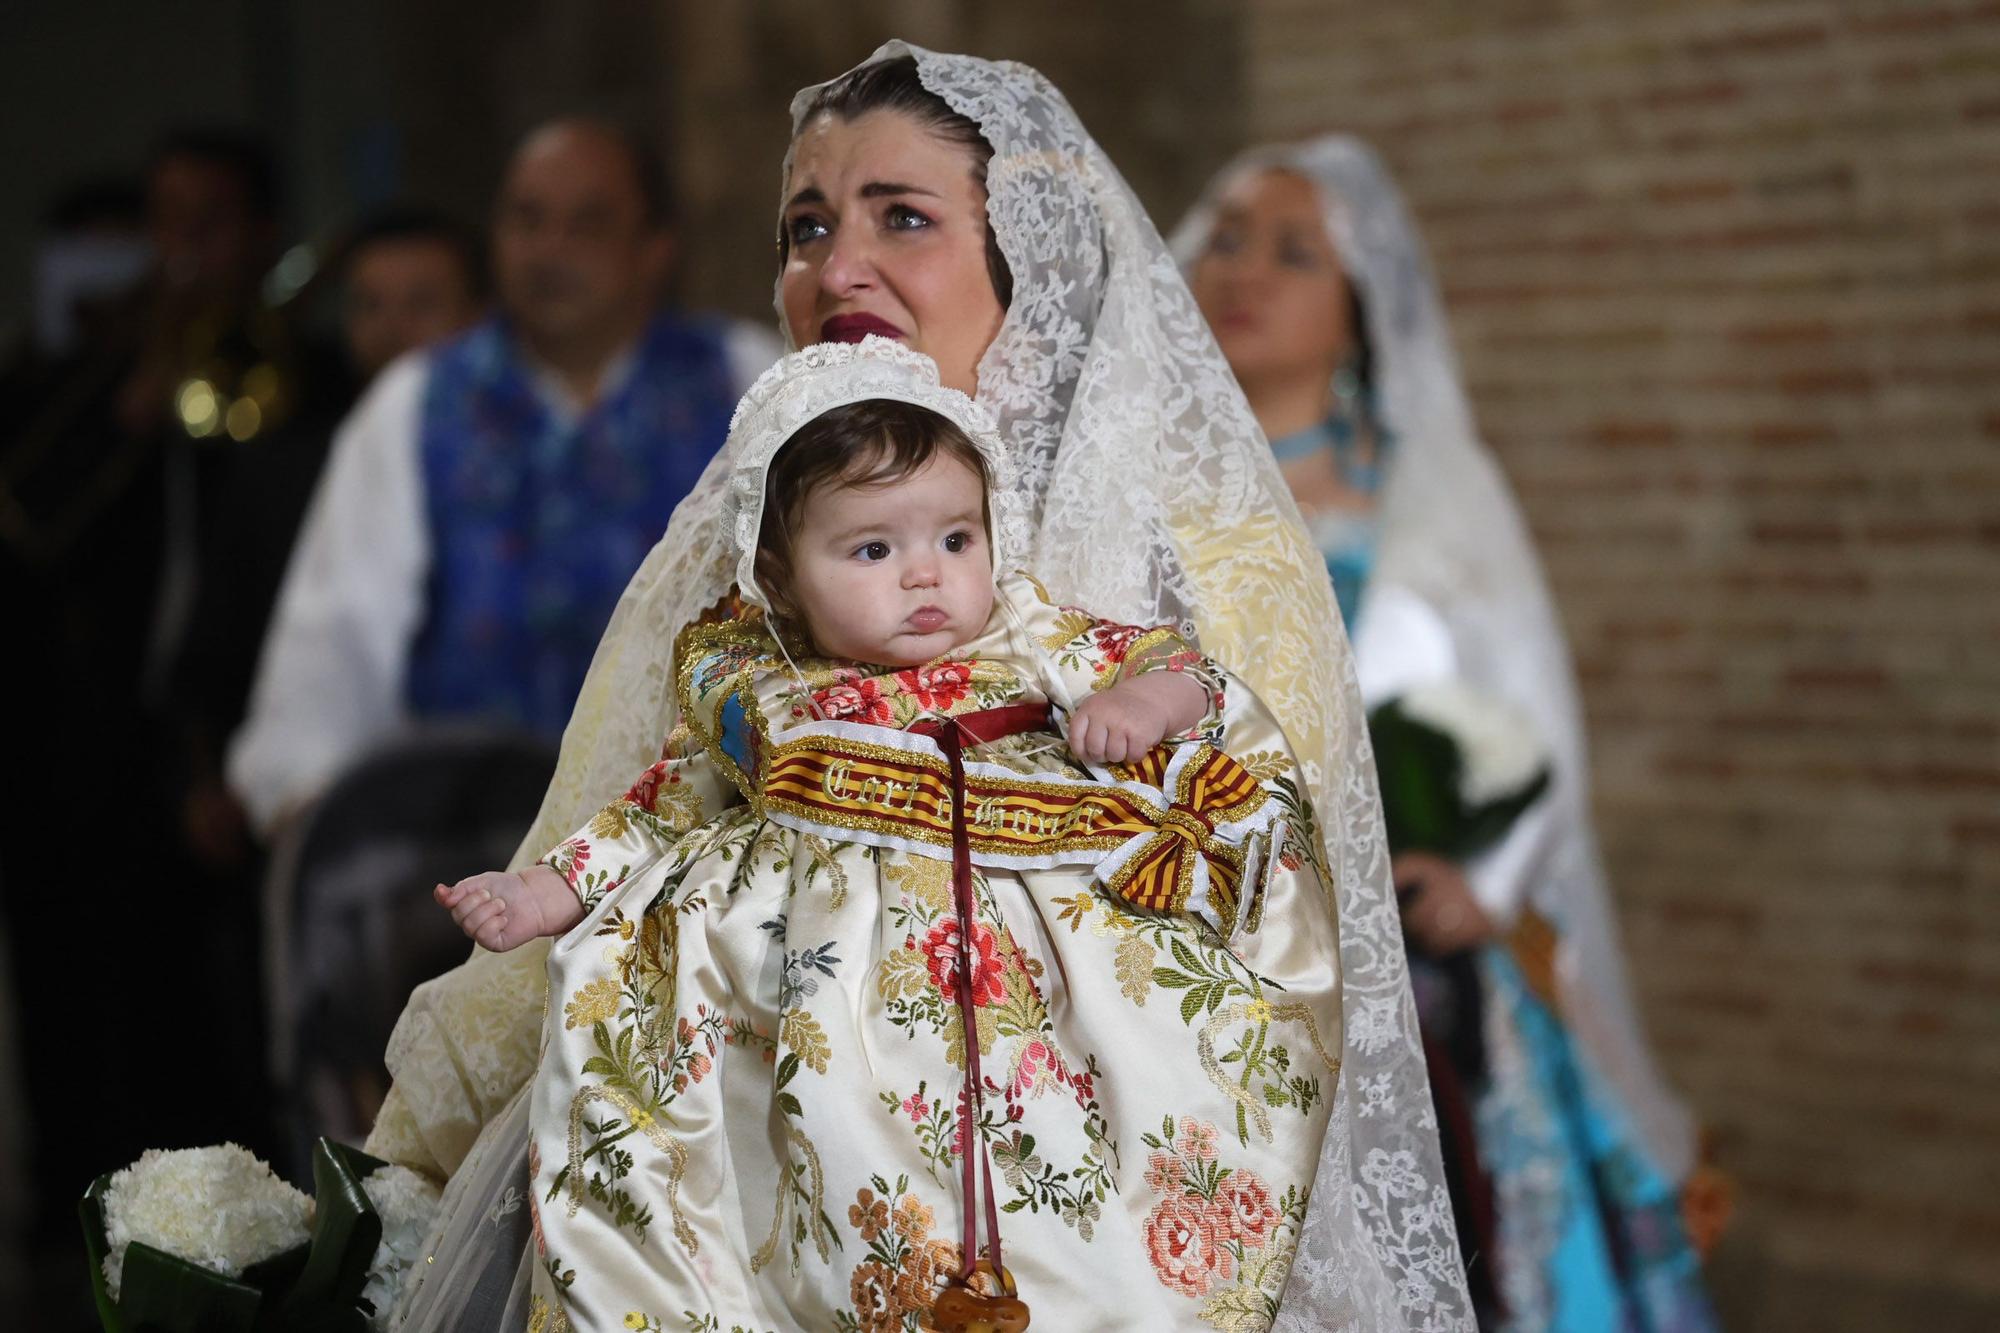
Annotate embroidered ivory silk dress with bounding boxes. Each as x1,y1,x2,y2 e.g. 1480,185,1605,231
523,572,1342,1332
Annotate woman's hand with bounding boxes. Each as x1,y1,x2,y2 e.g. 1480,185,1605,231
1394,851,1497,955
1068,670,1208,765
435,864,585,951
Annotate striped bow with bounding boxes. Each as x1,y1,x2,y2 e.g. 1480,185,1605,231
1096,743,1273,936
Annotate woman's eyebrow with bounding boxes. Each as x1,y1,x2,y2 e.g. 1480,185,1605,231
859,181,941,199
784,181,939,211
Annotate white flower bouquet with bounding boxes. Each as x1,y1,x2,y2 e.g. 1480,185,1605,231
82,1138,441,1333
1367,680,1551,860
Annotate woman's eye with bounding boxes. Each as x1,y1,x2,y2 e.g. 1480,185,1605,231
1206,227,1245,257
885,204,932,231
786,214,829,246
942,531,971,553
1279,243,1322,270
857,540,890,562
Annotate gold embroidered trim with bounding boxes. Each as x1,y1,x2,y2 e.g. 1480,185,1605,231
749,1122,833,1273
563,1085,695,1252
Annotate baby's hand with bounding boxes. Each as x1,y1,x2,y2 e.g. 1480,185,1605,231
1067,670,1209,765
435,865,585,952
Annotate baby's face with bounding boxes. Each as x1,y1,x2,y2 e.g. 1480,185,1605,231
783,450,995,669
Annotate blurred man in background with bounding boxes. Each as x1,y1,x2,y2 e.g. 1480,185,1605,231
173,206,489,871
229,115,779,834
337,207,487,382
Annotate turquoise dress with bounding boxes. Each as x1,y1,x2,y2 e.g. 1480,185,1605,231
1275,416,1719,1333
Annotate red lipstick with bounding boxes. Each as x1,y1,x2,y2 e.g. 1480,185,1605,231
820,312,905,344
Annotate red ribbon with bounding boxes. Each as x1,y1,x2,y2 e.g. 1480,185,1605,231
910,705,1050,1284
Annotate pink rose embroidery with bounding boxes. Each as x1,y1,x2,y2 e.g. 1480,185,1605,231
920,919,1007,1008
814,675,894,725
623,759,673,809
896,659,975,712
1214,1170,1279,1251
1145,1196,1222,1297
1009,1038,1064,1100
1090,622,1144,664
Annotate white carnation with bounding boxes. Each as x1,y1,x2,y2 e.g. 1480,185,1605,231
1397,680,1547,806
100,1144,312,1299
358,1164,443,1329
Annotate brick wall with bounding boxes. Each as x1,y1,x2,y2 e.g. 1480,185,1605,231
1237,2,2000,1327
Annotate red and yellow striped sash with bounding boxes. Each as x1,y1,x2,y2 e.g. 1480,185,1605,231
759,712,1274,933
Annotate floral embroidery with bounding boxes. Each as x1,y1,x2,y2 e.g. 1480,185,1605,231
1146,1194,1225,1297
832,1176,960,1333
693,640,767,697
895,659,976,713
849,1188,892,1242
773,645,1020,730
1091,621,1144,664
1047,891,1331,1146
564,977,620,1031
1140,1115,1309,1328
919,918,1007,1008
544,837,591,888
531,579,1339,1328
815,671,896,726
871,857,1117,1227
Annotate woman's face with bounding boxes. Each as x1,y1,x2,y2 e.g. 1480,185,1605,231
780,109,1005,397
1188,168,1354,394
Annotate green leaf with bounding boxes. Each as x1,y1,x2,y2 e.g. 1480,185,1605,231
776,1052,800,1091
280,1140,386,1327
117,1242,267,1333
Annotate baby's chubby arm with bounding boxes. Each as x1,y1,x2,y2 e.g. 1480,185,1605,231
435,865,586,952
1067,669,1210,765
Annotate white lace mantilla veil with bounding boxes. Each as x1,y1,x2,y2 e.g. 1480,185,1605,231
1171,135,1699,1203
380,47,1470,1332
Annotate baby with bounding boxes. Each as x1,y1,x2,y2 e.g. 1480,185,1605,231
439,398,1207,951
432,339,1339,1333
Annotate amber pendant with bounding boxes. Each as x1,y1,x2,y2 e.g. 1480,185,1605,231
931,1260,1030,1333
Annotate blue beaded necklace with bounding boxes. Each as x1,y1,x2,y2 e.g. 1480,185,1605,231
1269,377,1392,626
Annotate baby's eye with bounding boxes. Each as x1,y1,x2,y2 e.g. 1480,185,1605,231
856,540,891,562
942,530,973,553
786,213,830,246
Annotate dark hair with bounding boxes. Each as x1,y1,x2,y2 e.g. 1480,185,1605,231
1346,284,1375,401
783,56,1013,308
341,207,489,301
516,116,676,229
757,399,991,622
148,129,281,221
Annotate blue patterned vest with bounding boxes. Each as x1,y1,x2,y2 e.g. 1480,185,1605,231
404,313,737,738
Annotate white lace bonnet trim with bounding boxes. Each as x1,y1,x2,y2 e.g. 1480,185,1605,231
721,335,1031,610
